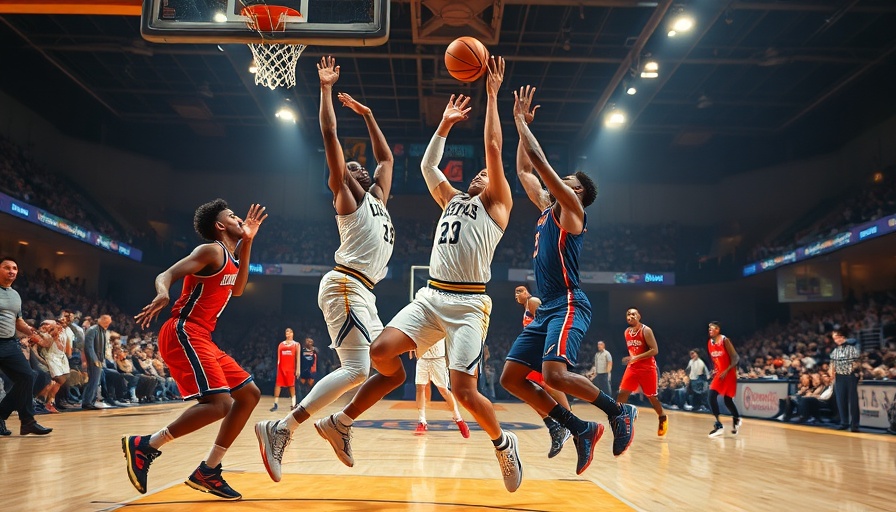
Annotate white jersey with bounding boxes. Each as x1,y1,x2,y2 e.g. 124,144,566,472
429,194,503,284
334,192,394,284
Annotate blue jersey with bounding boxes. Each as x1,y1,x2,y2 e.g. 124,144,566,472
532,206,585,301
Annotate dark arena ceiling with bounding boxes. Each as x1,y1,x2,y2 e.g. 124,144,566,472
1,1,895,181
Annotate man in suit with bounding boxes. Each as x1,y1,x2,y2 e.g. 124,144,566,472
82,314,111,410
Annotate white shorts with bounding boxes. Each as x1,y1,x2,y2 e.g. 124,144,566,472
415,356,449,388
45,349,71,378
318,270,385,350
388,286,491,375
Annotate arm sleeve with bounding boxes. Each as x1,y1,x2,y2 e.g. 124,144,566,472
421,134,449,192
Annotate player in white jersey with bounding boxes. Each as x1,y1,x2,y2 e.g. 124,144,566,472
315,57,524,494
411,339,470,437
255,56,394,483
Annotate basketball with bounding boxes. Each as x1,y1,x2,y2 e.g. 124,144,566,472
445,36,489,82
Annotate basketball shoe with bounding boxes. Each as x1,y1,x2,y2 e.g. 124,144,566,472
122,435,161,494
547,419,571,458
255,419,292,482
732,417,742,436
610,403,638,457
658,415,669,437
572,421,604,475
414,421,427,435
269,403,278,412
456,419,470,438
494,431,523,492
709,421,725,438
315,414,354,467
186,461,242,500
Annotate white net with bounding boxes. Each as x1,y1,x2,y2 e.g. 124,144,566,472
247,42,306,90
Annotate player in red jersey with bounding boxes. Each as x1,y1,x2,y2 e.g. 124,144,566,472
270,328,298,412
616,308,667,437
122,199,267,500
514,284,572,458
706,320,741,438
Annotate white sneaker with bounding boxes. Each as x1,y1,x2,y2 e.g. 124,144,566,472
708,421,724,438
494,431,523,492
255,419,292,482
315,415,354,467
732,417,743,436
683,404,694,411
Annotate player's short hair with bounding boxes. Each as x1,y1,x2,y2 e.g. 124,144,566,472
194,198,230,241
576,171,598,207
709,320,722,330
0,256,17,265
833,326,850,337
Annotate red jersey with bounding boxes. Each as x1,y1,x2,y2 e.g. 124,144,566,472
624,324,656,370
278,341,297,370
708,335,732,372
170,242,239,332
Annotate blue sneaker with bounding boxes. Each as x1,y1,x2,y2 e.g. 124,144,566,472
610,404,637,457
573,421,604,475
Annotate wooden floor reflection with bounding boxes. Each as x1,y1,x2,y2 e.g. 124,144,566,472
1,397,893,511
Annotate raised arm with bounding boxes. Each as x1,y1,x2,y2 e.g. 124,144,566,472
515,96,551,211
338,92,394,205
318,56,354,214
422,94,470,208
232,203,267,296
513,85,584,234
479,57,512,228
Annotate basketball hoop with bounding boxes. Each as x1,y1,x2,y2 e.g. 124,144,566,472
242,4,307,90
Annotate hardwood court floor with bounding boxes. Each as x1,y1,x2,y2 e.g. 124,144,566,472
1,397,893,511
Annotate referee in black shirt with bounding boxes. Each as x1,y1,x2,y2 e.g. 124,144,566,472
829,327,862,432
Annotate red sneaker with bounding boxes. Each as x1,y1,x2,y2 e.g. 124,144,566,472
456,419,470,438
414,422,427,435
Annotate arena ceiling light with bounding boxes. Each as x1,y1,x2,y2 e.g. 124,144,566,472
626,86,637,95
213,12,227,23
641,61,659,78
604,110,626,128
275,107,297,123
668,15,694,37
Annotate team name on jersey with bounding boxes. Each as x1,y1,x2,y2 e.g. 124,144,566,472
282,350,293,355
369,200,390,219
444,201,478,220
627,339,643,348
220,273,238,286
710,349,725,358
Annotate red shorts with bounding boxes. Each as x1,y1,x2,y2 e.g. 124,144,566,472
709,371,737,398
525,370,545,386
276,367,296,387
619,364,658,397
159,318,252,400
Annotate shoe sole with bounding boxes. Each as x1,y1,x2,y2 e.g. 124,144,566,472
614,407,638,457
121,436,146,494
576,423,604,475
255,423,281,483
184,479,242,500
315,420,354,467
708,429,725,438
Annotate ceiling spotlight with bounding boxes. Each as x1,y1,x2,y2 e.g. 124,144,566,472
626,87,637,95
275,108,297,123
672,16,695,33
18,240,28,246
641,61,659,78
56,251,64,255
213,12,228,23
668,30,677,37
605,110,626,128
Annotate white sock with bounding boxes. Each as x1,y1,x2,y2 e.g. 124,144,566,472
334,411,353,427
418,411,426,424
283,411,301,432
273,397,279,406
206,444,227,468
290,394,296,408
149,427,174,450
451,404,462,422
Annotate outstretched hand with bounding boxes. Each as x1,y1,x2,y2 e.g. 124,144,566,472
240,203,268,241
317,56,340,87
513,85,540,124
485,56,505,96
134,294,169,329
442,94,472,124
338,92,371,116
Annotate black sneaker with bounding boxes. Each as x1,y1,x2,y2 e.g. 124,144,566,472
610,404,638,457
547,420,572,459
186,461,242,500
573,421,604,475
122,435,161,494
732,417,742,436
708,421,724,438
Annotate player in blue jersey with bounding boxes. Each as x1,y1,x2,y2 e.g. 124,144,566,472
500,86,637,476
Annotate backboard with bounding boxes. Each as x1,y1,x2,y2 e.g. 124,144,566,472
141,0,389,46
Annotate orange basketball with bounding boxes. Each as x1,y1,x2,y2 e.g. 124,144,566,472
445,37,489,82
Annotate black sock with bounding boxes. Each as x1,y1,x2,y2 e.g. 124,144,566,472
724,396,740,421
708,390,721,417
543,417,559,429
592,391,623,418
548,404,588,436
491,431,507,449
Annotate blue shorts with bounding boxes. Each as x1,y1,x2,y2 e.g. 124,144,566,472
506,289,591,370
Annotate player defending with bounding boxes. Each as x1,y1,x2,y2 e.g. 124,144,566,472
123,199,267,500
514,284,572,458
255,56,395,483
315,58,525,493
500,86,636,477
411,339,470,437
616,308,667,437
270,328,298,412
707,321,742,437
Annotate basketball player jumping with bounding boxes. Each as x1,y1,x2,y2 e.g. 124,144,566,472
500,86,637,477
123,199,267,500
315,57,526,493
514,284,573,458
707,321,742,437
255,56,395,483
616,308,668,437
